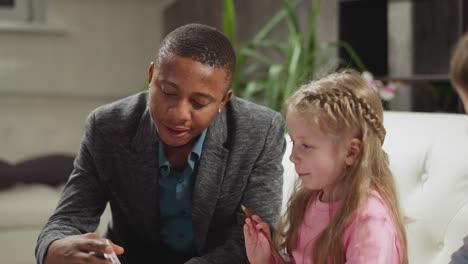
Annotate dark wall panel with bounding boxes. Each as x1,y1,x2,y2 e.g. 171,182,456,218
163,0,313,44
339,0,388,75
412,0,460,74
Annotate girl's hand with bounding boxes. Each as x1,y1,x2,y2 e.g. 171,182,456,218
243,215,273,264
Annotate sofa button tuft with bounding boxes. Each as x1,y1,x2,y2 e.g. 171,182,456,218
437,242,444,250
420,173,428,183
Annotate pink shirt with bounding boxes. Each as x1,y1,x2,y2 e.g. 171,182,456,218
277,190,403,264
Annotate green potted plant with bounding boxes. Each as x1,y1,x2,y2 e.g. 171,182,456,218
222,0,368,112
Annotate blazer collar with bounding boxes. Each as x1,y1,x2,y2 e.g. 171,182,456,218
192,107,230,252
126,106,160,239
132,107,160,153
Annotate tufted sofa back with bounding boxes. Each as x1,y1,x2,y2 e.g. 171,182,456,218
281,111,468,264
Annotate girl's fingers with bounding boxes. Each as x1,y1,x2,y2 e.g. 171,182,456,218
249,215,265,231
252,215,263,223
251,215,270,233
246,216,271,238
244,219,256,237
243,223,250,237
258,232,269,243
256,222,271,237
245,218,256,232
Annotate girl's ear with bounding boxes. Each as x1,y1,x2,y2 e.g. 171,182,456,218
345,138,362,166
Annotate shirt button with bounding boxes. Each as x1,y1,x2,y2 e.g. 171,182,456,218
178,233,185,239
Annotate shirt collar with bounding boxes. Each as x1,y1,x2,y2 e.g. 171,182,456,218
190,129,206,161
158,129,207,171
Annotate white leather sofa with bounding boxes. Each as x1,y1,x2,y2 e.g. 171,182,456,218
1,111,467,264
0,184,110,264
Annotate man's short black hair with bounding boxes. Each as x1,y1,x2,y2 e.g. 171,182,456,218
157,23,236,91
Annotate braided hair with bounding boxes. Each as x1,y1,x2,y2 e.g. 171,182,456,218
156,23,236,91
274,69,408,264
299,82,386,144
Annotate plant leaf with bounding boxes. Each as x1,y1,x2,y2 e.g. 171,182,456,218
305,0,321,58
243,81,261,101
249,39,288,58
222,0,236,44
331,41,368,72
253,0,302,43
284,34,302,99
282,0,301,36
242,62,266,76
265,64,284,111
240,47,274,65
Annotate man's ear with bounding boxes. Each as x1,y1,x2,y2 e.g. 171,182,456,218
345,138,362,166
220,89,233,108
148,61,155,84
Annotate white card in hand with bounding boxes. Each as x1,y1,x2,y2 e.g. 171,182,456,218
103,239,121,264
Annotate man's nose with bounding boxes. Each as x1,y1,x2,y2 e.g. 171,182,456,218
169,100,191,123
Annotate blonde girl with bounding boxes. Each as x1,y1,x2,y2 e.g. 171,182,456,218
243,69,408,264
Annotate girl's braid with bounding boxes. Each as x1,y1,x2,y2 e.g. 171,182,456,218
303,89,386,144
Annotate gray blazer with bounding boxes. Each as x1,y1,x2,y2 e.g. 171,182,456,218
36,92,286,264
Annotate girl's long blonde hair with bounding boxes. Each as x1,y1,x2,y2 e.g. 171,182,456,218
273,69,408,264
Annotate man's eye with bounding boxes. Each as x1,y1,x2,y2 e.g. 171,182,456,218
160,87,176,96
192,100,207,109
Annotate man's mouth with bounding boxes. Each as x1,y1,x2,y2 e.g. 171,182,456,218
165,125,189,137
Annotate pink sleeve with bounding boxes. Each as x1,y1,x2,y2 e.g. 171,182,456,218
343,214,402,264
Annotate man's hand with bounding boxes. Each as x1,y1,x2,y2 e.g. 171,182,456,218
244,215,273,264
44,233,124,264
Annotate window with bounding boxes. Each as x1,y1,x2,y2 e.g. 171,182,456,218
0,0,45,22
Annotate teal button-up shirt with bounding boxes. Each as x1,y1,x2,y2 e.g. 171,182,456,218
158,129,207,252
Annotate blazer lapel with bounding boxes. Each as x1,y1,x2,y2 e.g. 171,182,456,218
192,108,229,253
128,107,160,240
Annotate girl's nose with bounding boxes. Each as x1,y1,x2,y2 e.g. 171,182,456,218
289,150,299,164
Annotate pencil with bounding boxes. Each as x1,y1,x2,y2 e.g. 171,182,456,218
241,204,288,264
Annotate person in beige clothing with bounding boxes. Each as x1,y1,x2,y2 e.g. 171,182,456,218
450,31,468,112
450,31,468,263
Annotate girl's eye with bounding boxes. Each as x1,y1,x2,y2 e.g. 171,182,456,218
302,144,311,149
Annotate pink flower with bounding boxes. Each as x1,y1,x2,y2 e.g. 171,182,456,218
361,71,398,102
